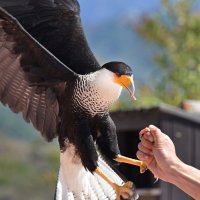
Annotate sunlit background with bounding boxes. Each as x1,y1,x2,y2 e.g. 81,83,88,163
1,0,200,199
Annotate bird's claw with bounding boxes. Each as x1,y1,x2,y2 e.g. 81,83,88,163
140,161,147,173
114,181,134,200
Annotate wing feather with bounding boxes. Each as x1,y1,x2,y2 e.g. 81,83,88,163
0,7,76,141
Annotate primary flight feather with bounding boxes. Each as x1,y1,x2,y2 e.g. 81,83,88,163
0,0,146,199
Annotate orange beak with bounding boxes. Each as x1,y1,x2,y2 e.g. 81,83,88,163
114,74,136,100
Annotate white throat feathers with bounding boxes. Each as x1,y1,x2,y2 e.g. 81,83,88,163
73,68,122,116
95,68,122,103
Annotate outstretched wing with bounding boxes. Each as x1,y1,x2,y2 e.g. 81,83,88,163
0,7,77,141
1,0,101,74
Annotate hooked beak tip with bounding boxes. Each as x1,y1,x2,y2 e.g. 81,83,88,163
125,86,136,101
131,94,137,101
127,83,136,101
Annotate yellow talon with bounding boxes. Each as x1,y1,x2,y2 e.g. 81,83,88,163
140,161,147,173
114,155,148,173
124,181,133,188
113,181,134,200
95,167,138,200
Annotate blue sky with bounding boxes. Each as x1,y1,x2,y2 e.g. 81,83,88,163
79,0,161,25
77,0,163,82
79,0,200,26
77,0,200,83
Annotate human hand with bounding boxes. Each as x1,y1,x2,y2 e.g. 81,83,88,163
136,125,181,182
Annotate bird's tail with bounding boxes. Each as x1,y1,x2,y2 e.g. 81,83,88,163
54,148,139,200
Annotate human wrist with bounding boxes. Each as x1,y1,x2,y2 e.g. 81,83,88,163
166,158,185,184
162,157,184,184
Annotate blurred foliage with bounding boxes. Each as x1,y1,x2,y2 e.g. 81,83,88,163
135,0,200,106
0,133,59,200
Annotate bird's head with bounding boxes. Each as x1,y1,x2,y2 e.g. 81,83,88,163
101,61,136,100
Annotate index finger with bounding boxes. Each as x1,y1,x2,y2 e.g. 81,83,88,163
143,133,154,143
139,127,154,142
139,127,150,139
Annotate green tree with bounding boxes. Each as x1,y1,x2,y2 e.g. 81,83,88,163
136,0,200,106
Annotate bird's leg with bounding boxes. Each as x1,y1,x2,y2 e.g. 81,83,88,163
114,155,147,173
95,115,147,173
74,118,135,199
95,115,138,199
95,167,134,200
